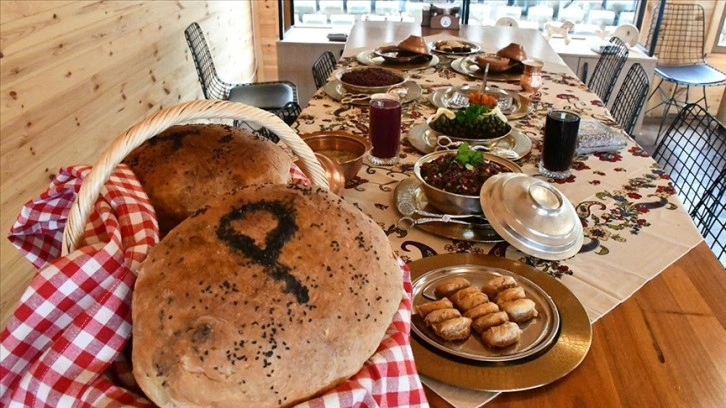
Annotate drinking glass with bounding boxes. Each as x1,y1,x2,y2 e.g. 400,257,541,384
368,94,402,166
539,110,580,179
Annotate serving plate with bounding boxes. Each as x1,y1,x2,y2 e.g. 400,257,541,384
409,253,592,392
394,178,502,243
373,46,433,64
429,86,533,120
429,39,481,56
411,265,560,362
356,50,440,70
323,80,422,105
451,57,522,81
407,123,532,160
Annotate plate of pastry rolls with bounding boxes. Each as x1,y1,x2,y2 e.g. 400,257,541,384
411,265,560,362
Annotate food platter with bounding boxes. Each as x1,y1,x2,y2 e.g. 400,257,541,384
451,56,522,81
408,253,592,392
323,80,422,105
356,50,440,70
411,265,560,362
407,123,532,160
373,46,433,64
394,178,503,243
429,39,481,56
429,86,534,120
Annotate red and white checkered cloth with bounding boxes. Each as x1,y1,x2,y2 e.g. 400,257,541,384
1,164,428,407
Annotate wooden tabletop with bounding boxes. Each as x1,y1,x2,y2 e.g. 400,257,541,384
345,21,726,407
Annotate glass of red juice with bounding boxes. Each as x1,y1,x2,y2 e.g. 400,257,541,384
368,95,402,166
539,110,580,179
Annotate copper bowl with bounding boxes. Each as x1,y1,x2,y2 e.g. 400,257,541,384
301,131,371,182
397,35,431,56
474,53,513,72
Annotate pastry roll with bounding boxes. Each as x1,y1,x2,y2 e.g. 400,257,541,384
433,317,472,341
434,277,471,299
482,322,522,348
494,286,526,307
482,275,518,298
453,292,488,312
472,311,509,333
423,308,461,327
463,301,500,319
500,298,538,323
449,286,483,305
415,298,454,318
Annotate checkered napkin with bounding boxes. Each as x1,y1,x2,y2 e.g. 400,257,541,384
1,164,427,407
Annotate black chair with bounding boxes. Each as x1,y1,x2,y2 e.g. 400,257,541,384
690,168,726,266
644,3,726,141
312,51,338,90
587,36,629,105
609,63,650,136
652,103,726,215
184,22,298,111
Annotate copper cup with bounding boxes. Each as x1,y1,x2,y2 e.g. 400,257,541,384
521,59,544,93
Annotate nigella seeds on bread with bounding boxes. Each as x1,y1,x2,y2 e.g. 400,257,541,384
123,124,292,235
132,184,402,407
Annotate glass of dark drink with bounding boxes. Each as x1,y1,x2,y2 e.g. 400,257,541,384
368,95,402,166
538,110,580,179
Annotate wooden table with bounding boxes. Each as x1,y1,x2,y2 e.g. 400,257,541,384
343,21,726,408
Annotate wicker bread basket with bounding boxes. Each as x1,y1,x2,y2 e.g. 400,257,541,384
61,100,328,255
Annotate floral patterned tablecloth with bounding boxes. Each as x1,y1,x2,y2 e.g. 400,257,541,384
295,41,703,325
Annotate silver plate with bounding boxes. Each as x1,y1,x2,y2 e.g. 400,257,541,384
323,80,422,105
394,178,502,242
429,40,482,56
407,123,532,160
451,56,522,81
411,265,560,362
429,86,533,120
356,50,440,70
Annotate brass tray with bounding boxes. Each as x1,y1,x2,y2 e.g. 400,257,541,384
356,50,440,70
323,80,422,105
429,86,534,120
451,56,522,82
394,178,502,243
411,265,560,362
409,253,592,392
407,123,532,160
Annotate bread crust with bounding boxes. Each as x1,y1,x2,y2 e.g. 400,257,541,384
132,184,401,407
124,124,291,234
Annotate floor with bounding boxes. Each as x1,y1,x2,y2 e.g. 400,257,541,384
634,117,664,154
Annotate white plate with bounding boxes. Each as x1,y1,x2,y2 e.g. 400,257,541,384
407,123,532,160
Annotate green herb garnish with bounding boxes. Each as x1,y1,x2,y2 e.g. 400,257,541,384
455,143,483,170
454,104,491,125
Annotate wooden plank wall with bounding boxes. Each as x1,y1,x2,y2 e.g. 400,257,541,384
0,0,256,328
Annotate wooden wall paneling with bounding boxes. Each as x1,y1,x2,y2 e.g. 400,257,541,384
0,1,255,327
252,0,280,81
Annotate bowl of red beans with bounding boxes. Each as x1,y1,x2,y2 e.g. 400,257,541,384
414,148,522,214
336,66,409,94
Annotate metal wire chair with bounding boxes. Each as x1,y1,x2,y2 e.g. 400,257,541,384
644,3,726,142
609,63,650,136
587,36,629,105
652,103,726,217
312,51,338,90
184,22,298,111
690,167,726,266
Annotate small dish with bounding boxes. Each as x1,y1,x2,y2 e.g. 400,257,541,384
323,80,422,105
335,66,408,94
430,39,481,55
300,131,371,183
356,50,440,70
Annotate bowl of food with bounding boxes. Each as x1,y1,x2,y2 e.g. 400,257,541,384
336,66,409,94
413,145,522,214
427,104,512,147
497,43,527,63
301,131,371,182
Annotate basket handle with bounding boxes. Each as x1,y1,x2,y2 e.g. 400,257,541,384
62,100,328,255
